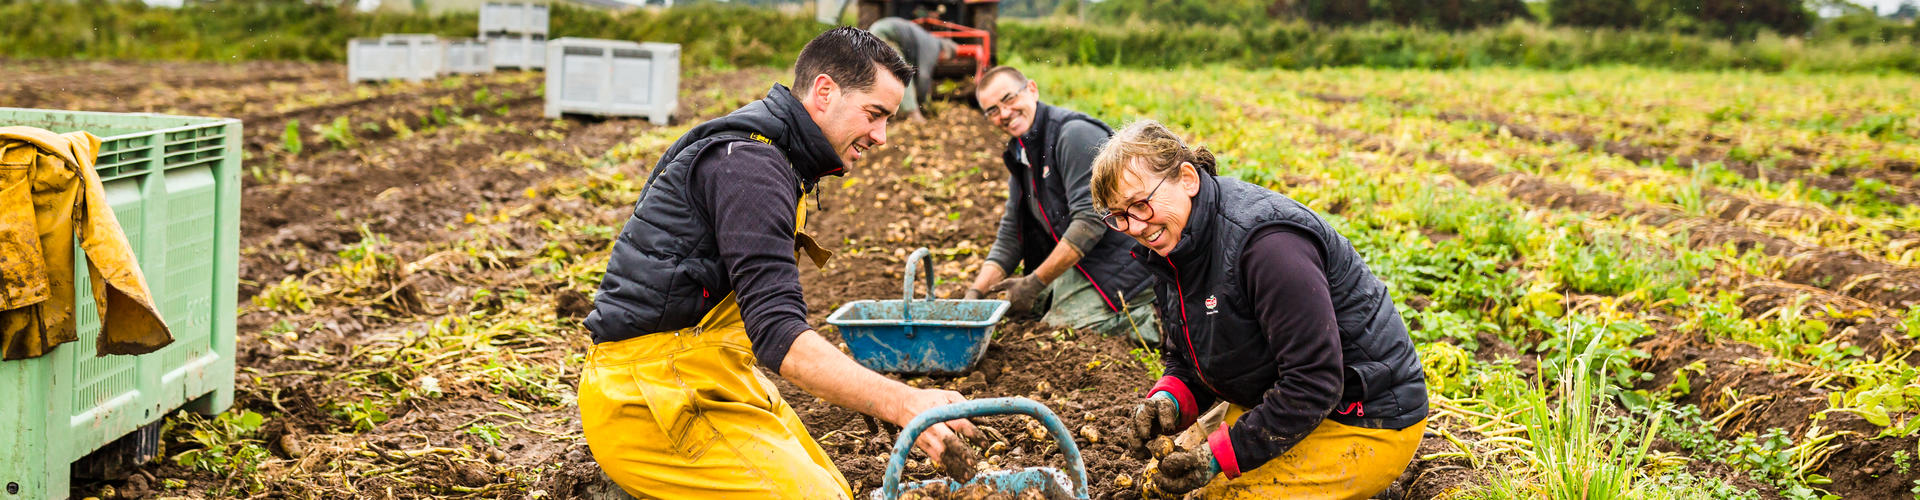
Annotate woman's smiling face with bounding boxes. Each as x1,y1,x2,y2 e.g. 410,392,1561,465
1104,159,1200,256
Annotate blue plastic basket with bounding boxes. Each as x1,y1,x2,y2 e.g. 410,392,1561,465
870,398,1089,500
826,248,1009,375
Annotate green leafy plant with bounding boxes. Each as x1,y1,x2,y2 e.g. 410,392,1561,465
463,422,512,447
1472,335,1669,500
282,119,302,156
168,410,271,493
252,275,316,313
313,115,358,150
327,397,391,432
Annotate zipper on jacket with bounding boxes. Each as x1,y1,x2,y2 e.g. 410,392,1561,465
1165,255,1223,397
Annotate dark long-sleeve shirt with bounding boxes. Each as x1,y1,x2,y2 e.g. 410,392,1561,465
984,120,1108,275
1220,225,1344,472
691,140,811,374
1154,225,1342,474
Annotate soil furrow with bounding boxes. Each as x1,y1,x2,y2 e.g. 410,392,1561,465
2,61,327,110
1309,92,1920,204
1313,95,1920,268
1299,115,1920,311
240,69,775,293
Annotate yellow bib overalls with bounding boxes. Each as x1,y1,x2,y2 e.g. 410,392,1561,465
578,191,851,499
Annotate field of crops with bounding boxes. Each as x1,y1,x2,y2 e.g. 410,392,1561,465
5,57,1919,500
1026,63,1920,499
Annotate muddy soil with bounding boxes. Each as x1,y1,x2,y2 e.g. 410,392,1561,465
9,60,776,499
20,59,1180,500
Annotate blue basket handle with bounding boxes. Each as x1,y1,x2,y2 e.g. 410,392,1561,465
900,247,935,324
878,397,1089,500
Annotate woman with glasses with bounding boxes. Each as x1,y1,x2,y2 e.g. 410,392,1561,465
960,66,1159,342
1088,120,1428,499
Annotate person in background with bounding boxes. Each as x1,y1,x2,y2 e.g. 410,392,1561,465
962,65,1159,342
867,17,956,123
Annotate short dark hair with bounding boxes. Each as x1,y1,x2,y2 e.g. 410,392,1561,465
793,27,913,95
978,66,1026,89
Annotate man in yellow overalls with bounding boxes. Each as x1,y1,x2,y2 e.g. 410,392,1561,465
577,27,979,498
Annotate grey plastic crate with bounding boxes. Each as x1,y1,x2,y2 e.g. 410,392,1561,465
544,38,680,125
443,39,494,75
479,1,549,37
487,34,547,70
348,34,445,83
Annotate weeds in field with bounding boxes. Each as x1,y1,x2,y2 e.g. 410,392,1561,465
1902,306,1920,340
1825,357,1920,438
313,116,357,150
1527,312,1650,390
462,422,512,447
282,119,302,156
1654,403,1843,499
385,117,414,139
333,225,396,291
1543,230,1696,300
166,410,271,493
1472,336,1670,500
1117,294,1162,379
252,275,316,313
327,396,391,432
1418,342,1475,397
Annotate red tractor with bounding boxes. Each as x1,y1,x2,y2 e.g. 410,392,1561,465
854,0,999,81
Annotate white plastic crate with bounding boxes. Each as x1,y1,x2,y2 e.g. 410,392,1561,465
544,38,681,125
488,34,547,70
348,34,445,83
443,39,494,75
480,1,550,37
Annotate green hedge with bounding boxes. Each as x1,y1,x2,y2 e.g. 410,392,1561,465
999,19,1920,74
4,0,1917,75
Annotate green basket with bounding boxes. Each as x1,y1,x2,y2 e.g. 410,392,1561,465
0,108,241,500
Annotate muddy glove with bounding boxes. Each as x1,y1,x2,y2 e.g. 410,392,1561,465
1144,445,1218,498
1129,392,1182,447
961,288,984,300
987,274,1047,318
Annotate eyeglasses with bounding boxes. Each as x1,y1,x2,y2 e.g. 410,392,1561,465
981,83,1028,120
1102,176,1170,232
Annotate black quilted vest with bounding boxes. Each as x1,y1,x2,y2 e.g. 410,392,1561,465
1140,174,1428,429
1001,103,1152,310
585,84,843,344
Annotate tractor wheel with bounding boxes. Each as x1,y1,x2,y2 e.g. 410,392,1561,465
856,0,885,29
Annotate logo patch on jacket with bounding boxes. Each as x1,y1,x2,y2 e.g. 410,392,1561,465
1205,295,1217,310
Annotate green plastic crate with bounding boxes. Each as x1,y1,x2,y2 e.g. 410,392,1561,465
0,108,240,500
